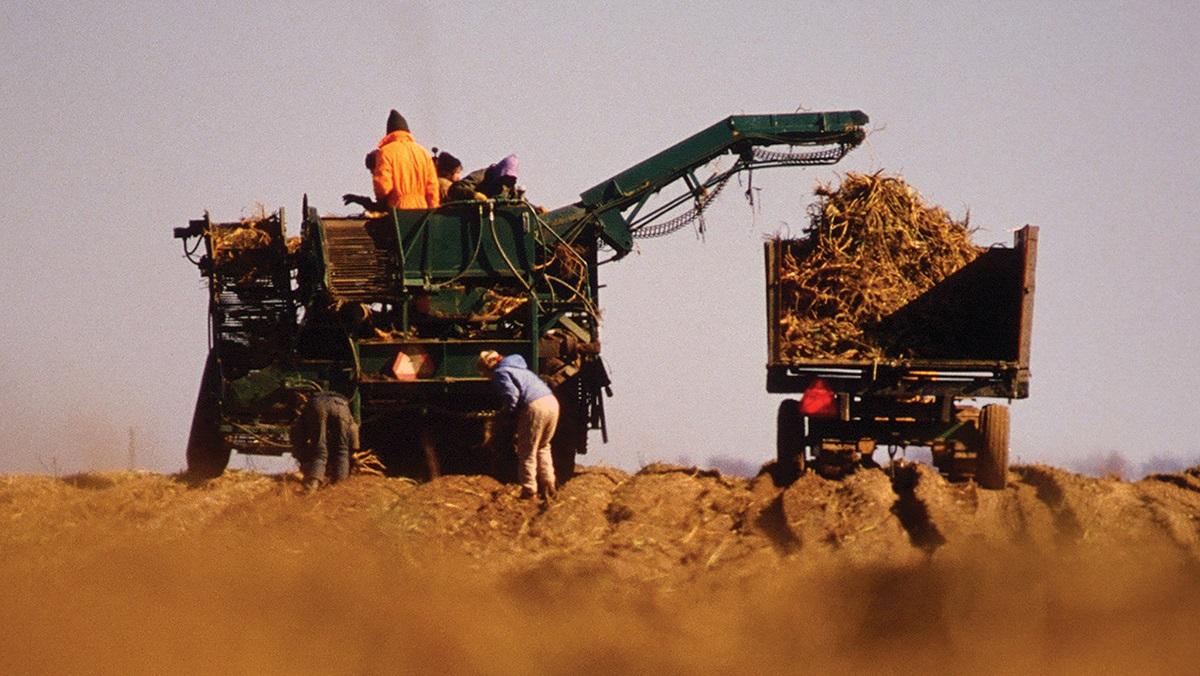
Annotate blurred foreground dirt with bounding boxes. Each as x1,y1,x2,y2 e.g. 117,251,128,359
2,462,1199,674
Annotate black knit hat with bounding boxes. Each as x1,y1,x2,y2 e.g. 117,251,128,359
386,109,409,133
435,151,462,178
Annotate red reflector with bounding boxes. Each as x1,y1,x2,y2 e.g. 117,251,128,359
392,346,436,381
799,378,837,417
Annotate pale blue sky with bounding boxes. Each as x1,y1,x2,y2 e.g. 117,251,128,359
1,1,1197,474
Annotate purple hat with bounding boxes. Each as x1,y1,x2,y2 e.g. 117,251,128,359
490,154,519,179
482,153,520,184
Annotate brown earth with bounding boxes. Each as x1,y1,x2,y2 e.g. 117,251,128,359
2,461,1199,674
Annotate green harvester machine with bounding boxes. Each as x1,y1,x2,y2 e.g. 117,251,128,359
174,111,870,480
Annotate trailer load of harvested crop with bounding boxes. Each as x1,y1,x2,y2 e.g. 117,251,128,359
775,172,983,360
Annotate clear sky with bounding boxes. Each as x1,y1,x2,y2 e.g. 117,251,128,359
1,1,1197,475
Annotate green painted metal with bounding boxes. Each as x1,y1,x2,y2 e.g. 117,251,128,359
391,204,536,284
309,202,550,384
580,112,867,205
575,111,868,255
355,338,529,380
226,364,291,411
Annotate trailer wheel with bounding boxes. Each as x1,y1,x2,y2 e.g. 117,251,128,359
975,404,1009,490
185,350,231,480
776,400,806,483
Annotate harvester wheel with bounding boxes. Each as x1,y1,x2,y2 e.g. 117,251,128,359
552,443,577,486
185,350,231,480
975,404,1010,490
776,400,806,483
549,383,589,485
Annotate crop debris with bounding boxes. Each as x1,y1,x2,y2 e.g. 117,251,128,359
775,172,981,359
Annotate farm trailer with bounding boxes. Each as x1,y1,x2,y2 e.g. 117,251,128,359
767,226,1038,488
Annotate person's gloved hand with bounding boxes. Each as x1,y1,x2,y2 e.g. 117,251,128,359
473,192,487,201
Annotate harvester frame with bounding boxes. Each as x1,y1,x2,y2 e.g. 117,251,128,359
175,111,870,480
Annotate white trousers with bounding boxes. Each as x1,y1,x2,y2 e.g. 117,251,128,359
515,395,559,492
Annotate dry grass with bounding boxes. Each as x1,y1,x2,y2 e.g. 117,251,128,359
775,172,981,359
469,290,529,322
211,225,272,263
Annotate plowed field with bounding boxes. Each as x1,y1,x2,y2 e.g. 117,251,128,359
3,462,1199,674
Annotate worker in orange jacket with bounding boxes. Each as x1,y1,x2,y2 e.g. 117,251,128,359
372,110,440,209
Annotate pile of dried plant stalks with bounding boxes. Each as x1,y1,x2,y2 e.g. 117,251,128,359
775,172,982,360
469,290,528,322
211,223,272,266
210,211,300,284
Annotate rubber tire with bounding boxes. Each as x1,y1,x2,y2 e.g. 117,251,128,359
776,399,807,482
550,411,585,485
975,403,1009,490
549,382,587,486
552,442,577,486
185,350,231,479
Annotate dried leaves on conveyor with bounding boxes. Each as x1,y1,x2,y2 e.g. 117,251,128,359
211,223,272,265
211,205,282,260
775,172,982,360
209,211,286,284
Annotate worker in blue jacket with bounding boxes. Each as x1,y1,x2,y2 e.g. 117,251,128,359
477,350,560,500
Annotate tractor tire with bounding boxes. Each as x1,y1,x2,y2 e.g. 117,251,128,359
185,350,231,480
975,403,1010,490
776,399,807,483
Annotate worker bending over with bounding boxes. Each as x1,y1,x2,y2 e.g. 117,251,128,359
291,390,359,492
477,350,560,500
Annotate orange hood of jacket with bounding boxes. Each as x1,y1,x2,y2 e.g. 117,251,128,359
372,130,440,209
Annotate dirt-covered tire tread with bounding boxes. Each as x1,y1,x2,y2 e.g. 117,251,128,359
976,403,1010,490
776,399,806,482
186,350,231,479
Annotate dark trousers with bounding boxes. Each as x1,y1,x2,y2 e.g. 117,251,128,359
296,394,356,484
